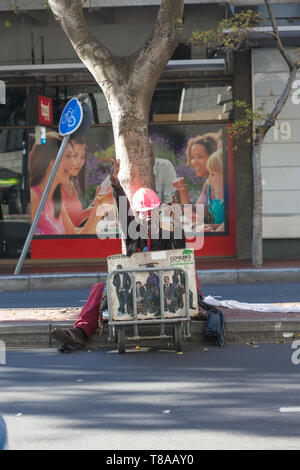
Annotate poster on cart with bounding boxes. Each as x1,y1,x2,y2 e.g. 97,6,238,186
107,248,198,321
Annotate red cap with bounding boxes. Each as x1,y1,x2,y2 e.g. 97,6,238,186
132,187,161,212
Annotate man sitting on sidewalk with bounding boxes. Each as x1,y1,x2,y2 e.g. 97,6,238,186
51,160,202,348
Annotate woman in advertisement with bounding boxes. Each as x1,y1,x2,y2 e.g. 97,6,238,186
61,136,92,227
60,135,110,229
173,129,224,231
30,132,111,235
201,148,224,232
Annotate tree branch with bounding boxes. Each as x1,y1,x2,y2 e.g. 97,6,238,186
264,0,296,71
253,0,300,139
48,0,116,87
257,66,297,140
131,0,184,90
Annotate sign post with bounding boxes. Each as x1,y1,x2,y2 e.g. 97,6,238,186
0,80,6,105
14,97,88,275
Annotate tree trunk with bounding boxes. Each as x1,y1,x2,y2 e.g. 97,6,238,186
113,118,155,199
250,1,299,267
251,140,263,267
48,0,184,203
104,77,156,200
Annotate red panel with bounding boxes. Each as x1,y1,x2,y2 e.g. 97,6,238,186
31,238,122,259
38,95,53,126
31,125,236,260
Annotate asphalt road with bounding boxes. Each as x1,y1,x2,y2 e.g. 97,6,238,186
0,343,300,450
0,282,299,308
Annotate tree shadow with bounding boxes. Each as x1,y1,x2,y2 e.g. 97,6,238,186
0,343,299,449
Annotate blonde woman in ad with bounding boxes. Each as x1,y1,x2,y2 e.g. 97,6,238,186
201,149,224,232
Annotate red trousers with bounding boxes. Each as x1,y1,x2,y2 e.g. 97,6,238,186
74,282,106,338
74,272,201,339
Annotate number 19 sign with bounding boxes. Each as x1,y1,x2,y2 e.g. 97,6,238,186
59,97,83,136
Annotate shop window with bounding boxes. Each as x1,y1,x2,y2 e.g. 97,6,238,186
0,87,26,127
150,88,182,122
0,77,234,259
0,159,30,258
171,43,191,60
150,82,233,122
54,85,112,125
0,84,30,257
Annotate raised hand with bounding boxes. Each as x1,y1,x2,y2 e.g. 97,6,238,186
110,159,121,187
172,177,187,192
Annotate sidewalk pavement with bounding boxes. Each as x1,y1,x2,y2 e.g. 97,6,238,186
1,257,300,290
1,257,300,349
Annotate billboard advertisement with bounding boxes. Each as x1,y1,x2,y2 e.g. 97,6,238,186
29,123,235,259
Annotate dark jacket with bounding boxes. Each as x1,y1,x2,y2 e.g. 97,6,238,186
113,272,131,290
136,285,146,302
112,183,186,255
172,271,186,288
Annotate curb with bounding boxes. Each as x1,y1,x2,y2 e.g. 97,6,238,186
1,267,300,291
199,268,300,284
0,272,108,291
1,318,300,349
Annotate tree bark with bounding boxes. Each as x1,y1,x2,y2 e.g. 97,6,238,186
251,140,263,267
48,0,184,201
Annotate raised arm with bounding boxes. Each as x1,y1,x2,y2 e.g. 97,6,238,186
131,0,184,91
110,159,136,243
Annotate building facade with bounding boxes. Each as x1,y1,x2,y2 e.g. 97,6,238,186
0,0,298,262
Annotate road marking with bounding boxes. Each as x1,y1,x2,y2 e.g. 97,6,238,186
107,347,150,354
279,407,300,413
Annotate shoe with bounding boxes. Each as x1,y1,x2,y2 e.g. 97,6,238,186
50,327,87,346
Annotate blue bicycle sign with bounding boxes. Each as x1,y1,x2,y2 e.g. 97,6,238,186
59,97,83,136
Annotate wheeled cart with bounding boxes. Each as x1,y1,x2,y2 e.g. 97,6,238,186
107,266,192,354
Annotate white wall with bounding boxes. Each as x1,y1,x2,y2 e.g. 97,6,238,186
252,48,300,239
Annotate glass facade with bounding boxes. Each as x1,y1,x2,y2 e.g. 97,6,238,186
0,76,233,259
150,82,233,122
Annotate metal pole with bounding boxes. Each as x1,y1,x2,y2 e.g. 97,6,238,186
21,135,28,214
159,271,165,336
131,271,140,339
14,135,70,275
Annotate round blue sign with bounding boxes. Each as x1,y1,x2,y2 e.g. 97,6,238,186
59,97,83,136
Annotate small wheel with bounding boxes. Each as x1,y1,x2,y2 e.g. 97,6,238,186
173,323,183,353
117,327,126,354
